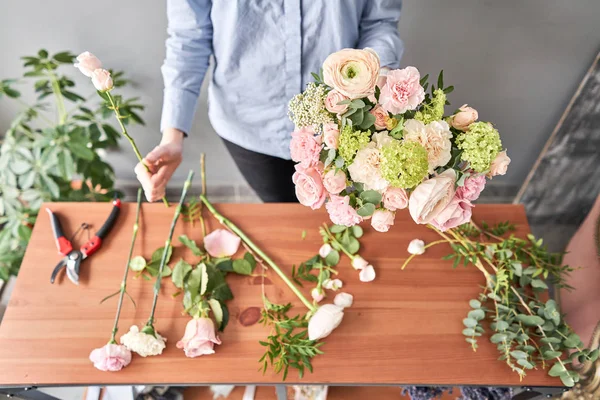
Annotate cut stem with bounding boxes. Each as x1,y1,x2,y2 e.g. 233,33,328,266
109,189,143,344
105,91,169,207
147,170,194,328
48,71,67,125
199,194,316,313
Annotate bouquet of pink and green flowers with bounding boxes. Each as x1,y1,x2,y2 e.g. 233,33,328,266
289,48,511,232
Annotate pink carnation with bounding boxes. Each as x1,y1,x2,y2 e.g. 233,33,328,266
325,195,363,227
293,164,327,210
89,343,131,372
379,67,425,115
290,127,322,167
430,196,473,232
456,174,486,201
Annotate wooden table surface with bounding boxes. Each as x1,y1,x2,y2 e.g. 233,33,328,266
0,202,562,388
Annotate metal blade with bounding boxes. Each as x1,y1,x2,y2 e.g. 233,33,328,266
50,258,67,284
66,259,79,285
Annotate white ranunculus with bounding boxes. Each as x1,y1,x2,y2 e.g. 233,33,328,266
308,304,345,340
334,292,354,308
120,325,166,357
407,239,426,255
404,119,453,173
347,144,389,192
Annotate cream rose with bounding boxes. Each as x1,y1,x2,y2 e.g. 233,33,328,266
91,69,113,92
408,169,457,224
322,48,380,99
488,150,511,177
347,144,389,192
371,209,395,232
404,119,453,173
323,123,340,150
450,104,478,131
325,90,349,114
383,187,408,211
308,304,345,340
323,169,347,194
74,51,102,77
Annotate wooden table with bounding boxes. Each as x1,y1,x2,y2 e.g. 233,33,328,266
0,203,564,399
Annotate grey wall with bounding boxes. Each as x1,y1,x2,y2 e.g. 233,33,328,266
1,0,599,193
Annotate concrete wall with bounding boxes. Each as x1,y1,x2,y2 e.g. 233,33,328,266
1,0,599,194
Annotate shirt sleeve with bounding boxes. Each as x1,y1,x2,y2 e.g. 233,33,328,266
357,0,403,69
160,0,213,134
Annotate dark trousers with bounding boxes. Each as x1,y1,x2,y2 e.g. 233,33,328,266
223,139,298,203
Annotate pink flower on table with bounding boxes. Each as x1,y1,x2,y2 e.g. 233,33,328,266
323,123,340,150
379,67,425,115
322,169,347,195
290,126,322,167
325,195,363,227
177,317,222,358
383,187,408,211
430,196,473,232
91,69,113,92
456,174,486,201
488,151,511,178
89,343,131,372
204,229,241,257
370,105,389,130
74,51,102,77
293,164,327,210
325,90,349,115
371,209,395,232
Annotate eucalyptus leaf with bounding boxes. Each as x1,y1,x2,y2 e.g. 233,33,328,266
330,225,346,234
516,314,544,326
356,203,375,217
324,249,340,266
463,318,477,328
351,225,363,238
360,190,382,205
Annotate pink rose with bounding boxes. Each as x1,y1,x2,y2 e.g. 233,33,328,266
290,127,322,167
323,123,340,150
370,105,389,130
204,229,241,257
488,151,511,177
176,317,222,358
379,67,425,115
383,187,408,211
293,164,327,210
409,169,457,224
325,195,363,227
322,169,347,194
91,69,113,92
325,90,349,114
430,197,473,232
74,51,102,77
89,343,131,372
450,104,478,131
371,209,395,232
456,174,486,201
323,48,380,99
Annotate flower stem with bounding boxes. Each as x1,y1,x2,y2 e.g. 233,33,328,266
47,71,67,125
322,224,354,259
147,170,194,327
401,239,457,270
110,188,143,343
105,91,169,207
199,194,316,313
199,154,207,239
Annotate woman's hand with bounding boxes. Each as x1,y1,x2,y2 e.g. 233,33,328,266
135,128,184,202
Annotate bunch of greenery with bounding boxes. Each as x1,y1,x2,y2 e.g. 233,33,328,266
0,49,144,280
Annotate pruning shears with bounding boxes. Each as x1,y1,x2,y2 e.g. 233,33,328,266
47,198,121,285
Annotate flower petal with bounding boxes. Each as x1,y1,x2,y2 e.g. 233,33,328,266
203,229,241,257
359,265,376,282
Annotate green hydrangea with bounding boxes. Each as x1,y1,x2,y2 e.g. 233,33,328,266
288,83,333,127
338,125,371,162
456,121,502,173
414,88,446,124
380,140,429,189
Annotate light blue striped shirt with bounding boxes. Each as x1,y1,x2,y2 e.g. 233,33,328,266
161,0,403,159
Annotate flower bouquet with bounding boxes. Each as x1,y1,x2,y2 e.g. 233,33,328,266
289,48,511,232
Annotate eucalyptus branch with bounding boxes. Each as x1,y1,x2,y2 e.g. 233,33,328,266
146,170,194,330
105,91,169,207
109,189,142,343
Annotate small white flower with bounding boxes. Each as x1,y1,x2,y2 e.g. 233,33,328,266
308,304,344,340
323,278,343,291
351,256,369,270
408,239,426,255
318,244,332,258
359,265,376,282
120,325,166,357
311,287,324,303
334,292,353,308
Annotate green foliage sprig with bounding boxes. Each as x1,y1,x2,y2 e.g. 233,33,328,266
0,49,145,280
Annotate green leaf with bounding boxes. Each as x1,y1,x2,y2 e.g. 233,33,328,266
356,203,375,217
469,299,481,309
360,190,382,205
563,333,582,348
151,246,172,265
186,268,202,296
330,225,346,234
437,70,444,89
161,265,172,277
38,49,49,58
548,361,567,377
129,255,147,272
66,140,94,161
208,298,223,328
211,282,234,302
517,359,534,369
511,262,523,277
199,263,209,296
490,333,507,344
510,350,527,360
544,350,562,359
324,148,336,167
531,279,548,290
244,252,257,272
220,303,230,331
178,234,203,256
346,237,360,254
462,328,475,336
468,309,485,321
232,259,252,275
52,51,75,63
359,112,376,130
541,337,562,344
495,321,509,331
216,259,234,272
351,99,365,108
516,314,544,326
324,249,340,266
463,318,477,328
351,225,363,238
560,372,575,387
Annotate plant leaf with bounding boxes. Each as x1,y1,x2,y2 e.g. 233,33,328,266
199,263,209,296
179,234,203,256
172,259,193,289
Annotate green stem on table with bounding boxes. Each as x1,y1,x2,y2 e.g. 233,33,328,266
400,239,459,270
109,188,143,344
105,91,169,207
322,224,354,260
146,170,194,330
199,194,316,313
48,72,67,125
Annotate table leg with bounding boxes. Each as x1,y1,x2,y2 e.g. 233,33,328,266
275,384,288,400
0,386,61,400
